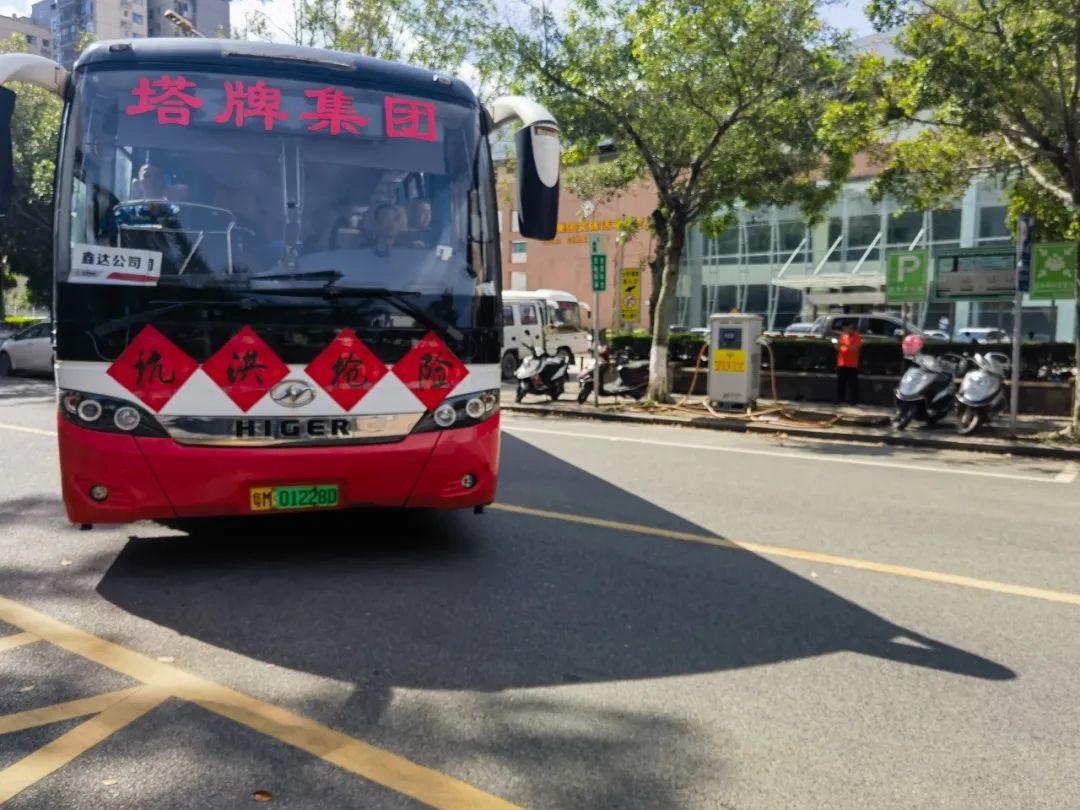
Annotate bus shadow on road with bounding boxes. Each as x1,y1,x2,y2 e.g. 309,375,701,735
94,433,1015,803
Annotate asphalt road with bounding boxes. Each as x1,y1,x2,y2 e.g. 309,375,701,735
1,374,1079,808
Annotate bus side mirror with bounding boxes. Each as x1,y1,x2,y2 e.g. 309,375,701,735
0,87,15,218
515,124,560,241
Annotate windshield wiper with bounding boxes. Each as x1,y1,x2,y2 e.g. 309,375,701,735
322,285,464,343
93,298,298,337
249,272,466,342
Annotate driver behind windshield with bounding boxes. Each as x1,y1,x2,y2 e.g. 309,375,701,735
130,163,168,200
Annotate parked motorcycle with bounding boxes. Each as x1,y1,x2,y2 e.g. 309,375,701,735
955,352,1009,435
514,343,570,402
576,345,650,404
894,352,967,430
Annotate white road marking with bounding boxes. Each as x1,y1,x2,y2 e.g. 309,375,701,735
504,424,1072,484
1056,463,1079,484
0,423,56,438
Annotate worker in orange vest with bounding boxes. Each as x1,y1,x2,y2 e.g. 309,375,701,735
836,320,862,405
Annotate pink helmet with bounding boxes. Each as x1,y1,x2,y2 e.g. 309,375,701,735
902,334,924,356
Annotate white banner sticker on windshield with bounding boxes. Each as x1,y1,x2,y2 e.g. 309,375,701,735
70,244,163,286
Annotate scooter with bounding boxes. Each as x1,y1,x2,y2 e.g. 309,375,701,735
894,352,967,430
514,343,570,402
577,345,649,404
955,352,1009,435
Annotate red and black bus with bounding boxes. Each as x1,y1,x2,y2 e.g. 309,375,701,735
0,39,560,524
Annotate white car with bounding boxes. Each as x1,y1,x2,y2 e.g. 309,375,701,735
954,328,1010,344
0,322,53,376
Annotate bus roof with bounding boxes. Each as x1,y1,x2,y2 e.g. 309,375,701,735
74,38,479,108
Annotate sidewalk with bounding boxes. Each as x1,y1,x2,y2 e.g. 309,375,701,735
500,383,1080,460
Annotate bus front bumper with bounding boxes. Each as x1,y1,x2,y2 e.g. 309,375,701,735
58,414,500,524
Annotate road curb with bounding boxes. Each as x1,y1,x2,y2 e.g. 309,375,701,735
502,404,1080,461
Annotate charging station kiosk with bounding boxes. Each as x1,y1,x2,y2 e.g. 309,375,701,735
707,314,762,410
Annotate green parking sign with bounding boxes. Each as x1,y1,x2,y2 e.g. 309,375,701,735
886,250,928,304
591,253,607,292
1030,243,1077,300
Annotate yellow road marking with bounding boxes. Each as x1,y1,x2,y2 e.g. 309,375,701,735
0,632,39,653
0,423,56,438
0,595,521,810
491,503,1080,608
0,685,168,804
0,687,143,735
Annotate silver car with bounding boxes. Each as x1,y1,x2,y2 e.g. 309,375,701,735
0,322,53,376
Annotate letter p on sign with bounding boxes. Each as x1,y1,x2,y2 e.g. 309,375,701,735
886,250,928,304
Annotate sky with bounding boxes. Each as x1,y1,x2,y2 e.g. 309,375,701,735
3,0,876,39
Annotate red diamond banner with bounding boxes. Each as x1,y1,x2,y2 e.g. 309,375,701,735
201,326,289,412
305,328,388,410
392,331,467,411
107,325,198,412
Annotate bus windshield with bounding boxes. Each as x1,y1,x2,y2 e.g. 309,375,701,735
62,68,489,297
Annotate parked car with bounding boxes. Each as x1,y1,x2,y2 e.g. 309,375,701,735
806,312,939,340
954,327,1010,344
782,322,816,338
0,322,53,376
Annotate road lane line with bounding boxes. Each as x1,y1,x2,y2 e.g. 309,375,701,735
0,423,55,438
0,595,521,810
0,687,143,735
0,631,39,653
1056,463,1078,484
0,685,168,804
490,503,1080,608
504,424,1070,484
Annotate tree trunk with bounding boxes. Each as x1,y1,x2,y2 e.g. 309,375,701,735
1072,239,1080,440
647,209,666,329
646,210,686,402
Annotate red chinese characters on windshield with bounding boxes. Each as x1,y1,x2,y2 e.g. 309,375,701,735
215,80,288,131
127,75,205,126
300,87,369,135
125,76,438,139
385,96,436,142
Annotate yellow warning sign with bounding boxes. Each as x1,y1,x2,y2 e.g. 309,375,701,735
713,349,746,373
620,267,641,322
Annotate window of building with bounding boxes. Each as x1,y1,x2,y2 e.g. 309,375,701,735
887,210,924,247
519,303,539,325
510,240,527,264
25,35,37,44
132,12,143,22
42,39,50,47
511,210,520,232
744,220,771,264
846,213,880,260
978,205,1009,240
931,208,961,243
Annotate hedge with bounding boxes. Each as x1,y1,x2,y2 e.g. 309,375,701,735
608,335,1076,381
3,316,44,327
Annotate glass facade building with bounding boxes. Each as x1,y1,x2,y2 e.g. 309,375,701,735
676,177,1075,341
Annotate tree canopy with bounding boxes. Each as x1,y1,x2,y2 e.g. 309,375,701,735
475,0,860,399
861,0,1080,434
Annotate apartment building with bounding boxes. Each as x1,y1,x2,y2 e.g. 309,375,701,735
0,13,53,57
30,0,227,68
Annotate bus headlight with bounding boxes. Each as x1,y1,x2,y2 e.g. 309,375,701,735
465,397,485,419
433,403,457,428
59,390,169,438
76,399,103,422
411,389,500,434
113,406,142,431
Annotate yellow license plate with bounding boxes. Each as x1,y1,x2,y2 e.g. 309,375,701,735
249,484,340,512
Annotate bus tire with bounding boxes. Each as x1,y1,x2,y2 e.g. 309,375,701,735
501,351,519,380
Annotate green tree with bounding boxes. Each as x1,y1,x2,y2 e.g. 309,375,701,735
0,35,62,314
476,0,858,400
863,0,1080,437
236,0,483,73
